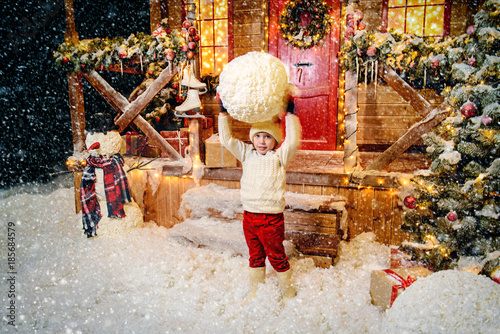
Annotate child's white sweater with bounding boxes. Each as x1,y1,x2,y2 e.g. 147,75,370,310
218,114,301,214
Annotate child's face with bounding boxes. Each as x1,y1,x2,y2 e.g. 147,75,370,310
252,132,277,155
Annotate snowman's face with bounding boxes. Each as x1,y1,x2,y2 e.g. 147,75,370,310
86,131,122,157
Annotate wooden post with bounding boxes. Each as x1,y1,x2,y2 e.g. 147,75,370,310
64,0,79,43
150,0,162,33
343,70,358,172
67,72,86,154
364,101,452,171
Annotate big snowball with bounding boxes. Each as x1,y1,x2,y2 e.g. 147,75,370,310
382,270,500,333
217,52,290,123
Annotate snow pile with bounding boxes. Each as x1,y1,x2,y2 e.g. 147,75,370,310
382,270,500,333
217,52,290,123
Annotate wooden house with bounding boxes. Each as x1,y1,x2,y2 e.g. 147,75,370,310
61,0,484,265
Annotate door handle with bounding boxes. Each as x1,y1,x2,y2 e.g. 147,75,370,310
293,62,314,67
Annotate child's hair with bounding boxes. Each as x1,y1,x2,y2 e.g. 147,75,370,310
249,119,282,144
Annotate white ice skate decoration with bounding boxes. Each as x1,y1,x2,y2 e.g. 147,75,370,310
180,65,207,94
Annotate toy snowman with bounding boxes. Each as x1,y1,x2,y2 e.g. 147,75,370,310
80,112,143,238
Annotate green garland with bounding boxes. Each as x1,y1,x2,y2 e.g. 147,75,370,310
278,0,332,49
54,25,198,73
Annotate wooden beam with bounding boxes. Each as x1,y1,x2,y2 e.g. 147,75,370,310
115,65,177,132
379,63,434,117
364,101,452,171
82,70,183,161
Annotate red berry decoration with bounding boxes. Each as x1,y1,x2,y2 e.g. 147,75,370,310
62,56,69,63
404,195,417,209
155,117,161,122
446,211,458,222
460,101,477,118
431,59,440,69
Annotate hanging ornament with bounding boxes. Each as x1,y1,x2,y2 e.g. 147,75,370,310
468,57,476,66
278,0,332,49
481,116,493,126
366,46,377,57
446,211,458,222
460,101,477,118
62,56,69,63
404,195,417,209
466,25,476,35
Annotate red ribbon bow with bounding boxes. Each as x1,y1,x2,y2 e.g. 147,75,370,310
382,269,416,307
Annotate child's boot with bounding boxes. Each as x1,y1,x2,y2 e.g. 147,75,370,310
277,269,296,305
241,266,266,306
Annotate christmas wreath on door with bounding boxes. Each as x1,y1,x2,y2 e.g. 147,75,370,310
278,0,332,49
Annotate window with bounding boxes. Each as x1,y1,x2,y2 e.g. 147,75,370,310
194,0,232,77
382,0,450,37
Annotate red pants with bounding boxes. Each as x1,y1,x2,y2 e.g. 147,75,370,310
243,211,290,272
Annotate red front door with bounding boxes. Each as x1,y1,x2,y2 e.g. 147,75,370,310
269,0,340,151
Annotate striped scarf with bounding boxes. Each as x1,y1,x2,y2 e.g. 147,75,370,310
80,154,131,238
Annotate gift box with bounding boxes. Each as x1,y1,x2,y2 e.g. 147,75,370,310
122,132,146,156
184,117,214,129
205,134,237,168
370,267,432,311
142,143,161,158
160,130,189,158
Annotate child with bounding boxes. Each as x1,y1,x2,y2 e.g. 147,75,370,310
218,99,301,306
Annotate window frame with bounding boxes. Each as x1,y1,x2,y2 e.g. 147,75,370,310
183,0,234,77
381,0,451,37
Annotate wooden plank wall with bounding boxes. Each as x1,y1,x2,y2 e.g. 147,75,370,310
356,83,445,147
131,172,411,246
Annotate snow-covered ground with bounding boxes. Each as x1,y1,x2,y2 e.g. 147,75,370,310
1,176,499,333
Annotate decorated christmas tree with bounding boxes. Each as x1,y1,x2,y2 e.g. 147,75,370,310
400,0,500,281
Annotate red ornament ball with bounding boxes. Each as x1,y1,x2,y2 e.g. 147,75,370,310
62,56,69,63
183,20,191,29
366,46,377,57
460,101,477,118
188,42,197,50
357,20,366,30
187,51,194,59
165,49,175,61
446,211,458,222
188,27,197,36
466,25,476,35
155,117,161,122
404,195,417,209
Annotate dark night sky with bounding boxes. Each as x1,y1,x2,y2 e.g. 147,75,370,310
0,0,150,189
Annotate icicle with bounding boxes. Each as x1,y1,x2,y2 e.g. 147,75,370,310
371,60,374,83
140,55,143,73
365,64,368,86
375,60,378,94
356,56,359,79
424,68,427,89
120,60,123,76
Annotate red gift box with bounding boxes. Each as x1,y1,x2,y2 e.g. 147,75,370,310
160,130,189,157
122,132,146,156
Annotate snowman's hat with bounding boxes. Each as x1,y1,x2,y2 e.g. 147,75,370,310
86,112,119,134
